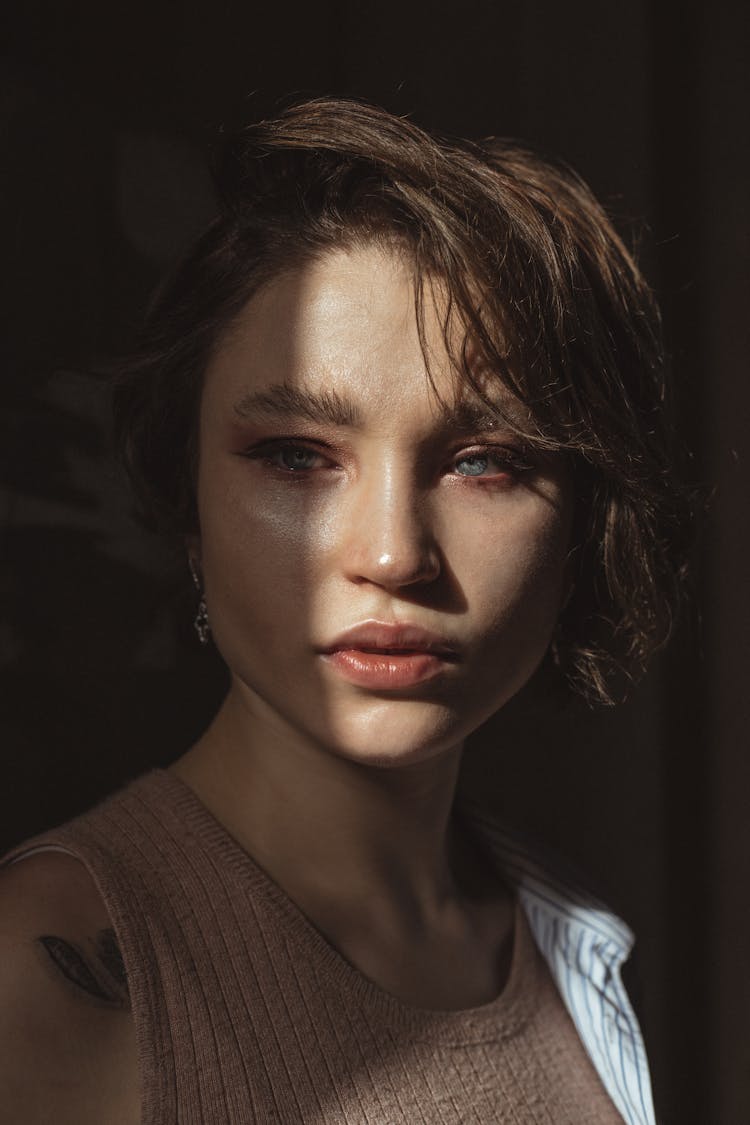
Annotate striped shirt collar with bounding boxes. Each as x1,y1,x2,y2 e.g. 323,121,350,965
464,803,656,1125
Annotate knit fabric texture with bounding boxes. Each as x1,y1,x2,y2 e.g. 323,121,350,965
14,770,624,1124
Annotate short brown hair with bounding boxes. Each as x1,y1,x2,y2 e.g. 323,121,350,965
113,97,691,705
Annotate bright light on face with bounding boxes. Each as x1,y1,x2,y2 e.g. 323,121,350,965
193,243,574,768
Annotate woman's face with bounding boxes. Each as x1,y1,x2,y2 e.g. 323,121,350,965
195,243,573,767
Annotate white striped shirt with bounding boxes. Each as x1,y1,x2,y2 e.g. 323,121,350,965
467,805,656,1125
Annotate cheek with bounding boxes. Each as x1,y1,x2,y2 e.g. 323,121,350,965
455,488,570,584
459,503,571,643
197,473,331,636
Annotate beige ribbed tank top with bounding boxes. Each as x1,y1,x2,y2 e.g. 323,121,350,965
12,770,623,1123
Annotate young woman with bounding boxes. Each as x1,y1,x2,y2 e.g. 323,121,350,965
0,98,687,1123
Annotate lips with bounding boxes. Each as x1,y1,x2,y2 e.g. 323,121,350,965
319,620,460,659
317,621,460,689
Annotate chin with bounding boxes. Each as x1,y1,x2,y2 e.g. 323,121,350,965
316,702,469,769
329,740,456,771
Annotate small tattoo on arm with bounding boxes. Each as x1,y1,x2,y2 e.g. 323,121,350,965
37,927,130,1007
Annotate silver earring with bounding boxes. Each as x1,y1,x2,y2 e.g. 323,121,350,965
188,557,210,645
194,598,210,645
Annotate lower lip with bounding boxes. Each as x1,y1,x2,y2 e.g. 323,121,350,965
321,649,456,689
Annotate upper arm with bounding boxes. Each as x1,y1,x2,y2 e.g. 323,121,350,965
0,851,140,1124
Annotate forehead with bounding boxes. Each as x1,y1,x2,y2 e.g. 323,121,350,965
204,243,528,429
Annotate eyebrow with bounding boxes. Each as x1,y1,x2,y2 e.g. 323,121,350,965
234,384,361,427
232,382,524,433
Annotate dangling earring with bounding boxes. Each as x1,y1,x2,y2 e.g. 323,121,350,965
188,556,210,645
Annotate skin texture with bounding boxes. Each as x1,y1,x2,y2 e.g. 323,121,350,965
175,242,574,1009
194,246,572,769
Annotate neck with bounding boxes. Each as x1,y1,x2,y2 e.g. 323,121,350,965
171,684,467,927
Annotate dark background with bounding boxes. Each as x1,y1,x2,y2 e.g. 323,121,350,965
2,1,748,1122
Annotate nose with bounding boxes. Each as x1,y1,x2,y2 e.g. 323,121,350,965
340,466,441,590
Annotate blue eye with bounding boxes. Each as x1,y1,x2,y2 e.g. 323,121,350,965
272,445,322,471
240,438,334,474
453,448,531,478
455,454,491,477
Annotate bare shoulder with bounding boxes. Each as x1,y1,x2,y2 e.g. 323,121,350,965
0,850,140,1124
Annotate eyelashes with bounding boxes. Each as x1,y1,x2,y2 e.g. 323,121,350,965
240,438,535,483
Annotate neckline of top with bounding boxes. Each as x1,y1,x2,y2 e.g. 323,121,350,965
136,767,541,1044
